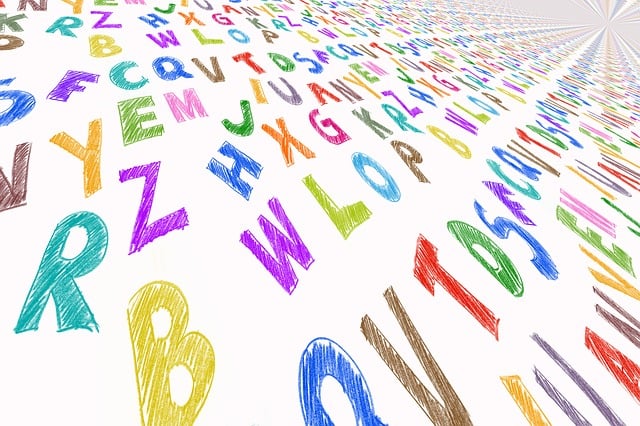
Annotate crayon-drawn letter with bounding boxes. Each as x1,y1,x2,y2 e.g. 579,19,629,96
50,119,102,197
0,142,31,212
240,197,313,294
0,78,35,127
500,376,551,425
361,287,472,424
299,337,385,426
15,211,107,333
207,141,262,200
119,161,189,254
128,281,215,426
447,220,524,297
414,234,499,338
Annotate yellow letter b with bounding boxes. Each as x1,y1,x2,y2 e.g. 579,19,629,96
128,281,215,426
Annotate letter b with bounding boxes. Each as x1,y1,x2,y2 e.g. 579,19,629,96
128,281,215,426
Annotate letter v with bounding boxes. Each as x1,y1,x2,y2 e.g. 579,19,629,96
361,286,472,425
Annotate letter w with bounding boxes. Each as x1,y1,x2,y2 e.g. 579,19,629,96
240,197,314,294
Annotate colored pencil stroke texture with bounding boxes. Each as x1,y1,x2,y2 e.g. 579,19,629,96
0,0,639,425
128,281,215,426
